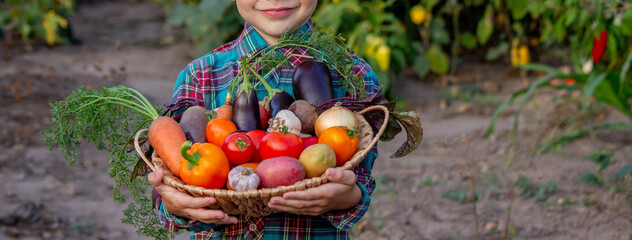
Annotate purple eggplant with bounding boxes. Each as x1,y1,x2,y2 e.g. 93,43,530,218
268,91,295,118
292,60,334,107
232,68,262,131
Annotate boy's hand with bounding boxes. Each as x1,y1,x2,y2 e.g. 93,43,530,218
267,168,363,216
148,168,238,225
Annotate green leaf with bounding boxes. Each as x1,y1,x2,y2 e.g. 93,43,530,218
391,48,407,73
459,32,477,49
486,70,563,138
507,0,528,20
514,175,532,189
620,7,632,36
554,16,565,42
427,45,449,75
429,19,450,45
606,32,617,65
476,6,494,45
581,72,607,112
443,189,467,203
577,173,601,185
564,9,577,27
485,42,509,61
587,151,612,173
620,52,632,95
423,0,440,9
537,123,632,154
610,164,632,180
413,54,430,79
167,3,196,26
388,111,423,158
200,0,231,22
592,72,632,119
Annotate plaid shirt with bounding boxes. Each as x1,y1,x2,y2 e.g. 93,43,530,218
158,19,380,240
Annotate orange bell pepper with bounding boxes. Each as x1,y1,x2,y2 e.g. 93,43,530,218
179,141,230,189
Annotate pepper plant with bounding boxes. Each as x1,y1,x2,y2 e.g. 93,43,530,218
485,1,632,161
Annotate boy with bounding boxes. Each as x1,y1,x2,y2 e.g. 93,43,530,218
147,0,381,238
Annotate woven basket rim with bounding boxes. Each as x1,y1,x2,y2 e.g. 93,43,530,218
134,105,389,199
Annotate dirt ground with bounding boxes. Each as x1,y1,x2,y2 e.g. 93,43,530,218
1,1,631,240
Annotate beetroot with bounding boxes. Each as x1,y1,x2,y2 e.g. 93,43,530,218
255,157,305,188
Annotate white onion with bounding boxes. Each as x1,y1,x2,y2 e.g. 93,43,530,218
314,105,358,136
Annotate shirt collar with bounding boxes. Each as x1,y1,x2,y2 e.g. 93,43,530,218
236,19,314,58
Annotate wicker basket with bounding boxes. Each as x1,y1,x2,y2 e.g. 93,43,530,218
134,105,389,217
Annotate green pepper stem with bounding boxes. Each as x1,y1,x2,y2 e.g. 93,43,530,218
180,141,202,169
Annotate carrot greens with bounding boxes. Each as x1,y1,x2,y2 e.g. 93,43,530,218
42,85,172,239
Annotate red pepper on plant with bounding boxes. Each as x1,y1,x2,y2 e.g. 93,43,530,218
592,31,608,63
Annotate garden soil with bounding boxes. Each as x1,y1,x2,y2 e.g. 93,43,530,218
1,1,630,240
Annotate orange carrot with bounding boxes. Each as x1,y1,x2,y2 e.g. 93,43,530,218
212,100,233,120
148,116,187,177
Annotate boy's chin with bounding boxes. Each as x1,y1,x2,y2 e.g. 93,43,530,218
255,25,296,39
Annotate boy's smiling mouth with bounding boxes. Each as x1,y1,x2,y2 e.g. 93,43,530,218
258,7,296,18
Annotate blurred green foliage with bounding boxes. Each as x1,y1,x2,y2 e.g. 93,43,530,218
0,0,75,45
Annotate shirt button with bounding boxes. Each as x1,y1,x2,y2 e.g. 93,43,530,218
249,223,257,231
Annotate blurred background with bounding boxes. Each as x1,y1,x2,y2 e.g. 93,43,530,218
1,0,631,239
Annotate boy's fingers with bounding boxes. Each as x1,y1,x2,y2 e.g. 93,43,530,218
325,168,356,185
179,197,217,209
187,209,238,224
269,197,324,209
281,188,324,200
147,169,164,187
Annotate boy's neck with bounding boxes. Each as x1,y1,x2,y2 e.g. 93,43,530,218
259,33,280,45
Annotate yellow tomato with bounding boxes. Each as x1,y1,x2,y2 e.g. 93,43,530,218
410,5,427,25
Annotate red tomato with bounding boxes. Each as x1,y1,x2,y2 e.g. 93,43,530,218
260,132,303,160
302,136,319,150
223,132,255,165
246,130,267,163
259,104,269,129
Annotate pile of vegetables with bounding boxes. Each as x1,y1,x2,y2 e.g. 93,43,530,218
41,29,422,239
162,97,367,191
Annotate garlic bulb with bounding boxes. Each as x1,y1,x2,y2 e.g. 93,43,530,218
267,110,302,135
228,166,260,191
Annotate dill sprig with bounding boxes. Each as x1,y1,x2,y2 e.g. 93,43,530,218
42,86,172,239
248,28,368,98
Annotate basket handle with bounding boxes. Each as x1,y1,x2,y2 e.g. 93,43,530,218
358,104,389,145
134,128,156,172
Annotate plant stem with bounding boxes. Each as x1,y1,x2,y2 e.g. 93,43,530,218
470,176,480,240
504,188,517,240
180,141,201,169
450,0,460,75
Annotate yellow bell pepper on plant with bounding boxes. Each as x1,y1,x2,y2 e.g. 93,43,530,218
510,44,530,67
410,5,427,25
364,34,382,58
374,44,391,71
